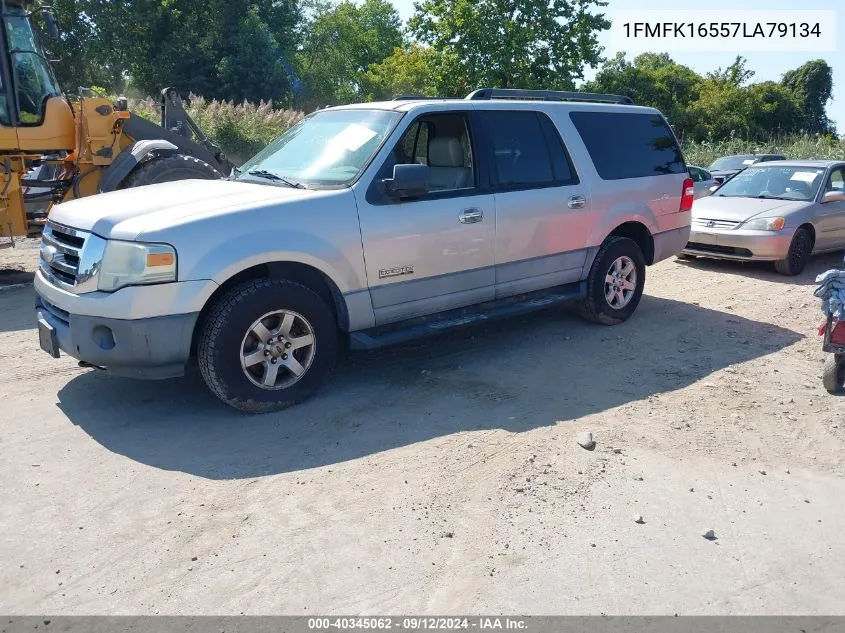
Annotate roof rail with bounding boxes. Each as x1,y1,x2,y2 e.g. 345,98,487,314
392,95,463,101
465,88,634,105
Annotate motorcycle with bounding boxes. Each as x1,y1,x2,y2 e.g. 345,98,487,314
820,314,845,394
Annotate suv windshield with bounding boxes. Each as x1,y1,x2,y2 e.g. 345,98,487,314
714,165,825,201
708,155,757,171
239,109,403,188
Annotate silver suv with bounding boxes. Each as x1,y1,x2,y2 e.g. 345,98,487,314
35,88,693,412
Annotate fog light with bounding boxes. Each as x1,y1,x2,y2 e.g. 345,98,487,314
92,325,116,350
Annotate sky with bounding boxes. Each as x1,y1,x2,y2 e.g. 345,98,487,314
390,0,843,132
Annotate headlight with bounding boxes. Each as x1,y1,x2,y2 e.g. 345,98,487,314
741,216,786,232
98,240,177,292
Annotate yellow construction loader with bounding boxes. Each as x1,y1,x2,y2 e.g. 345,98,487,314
0,0,233,246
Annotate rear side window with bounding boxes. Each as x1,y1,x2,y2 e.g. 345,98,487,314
569,111,686,180
480,111,577,188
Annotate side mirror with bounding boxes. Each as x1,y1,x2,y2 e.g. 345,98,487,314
822,190,845,204
384,164,429,200
44,10,60,39
709,185,719,193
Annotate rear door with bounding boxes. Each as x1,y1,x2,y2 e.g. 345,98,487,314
475,110,588,298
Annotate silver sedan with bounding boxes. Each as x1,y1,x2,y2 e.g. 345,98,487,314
687,165,717,199
681,160,845,275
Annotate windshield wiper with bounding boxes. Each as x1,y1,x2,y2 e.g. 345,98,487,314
756,195,790,200
247,170,305,189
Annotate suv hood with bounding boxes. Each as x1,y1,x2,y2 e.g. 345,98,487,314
48,179,323,239
692,195,811,222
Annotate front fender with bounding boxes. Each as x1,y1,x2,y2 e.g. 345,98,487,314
201,231,363,294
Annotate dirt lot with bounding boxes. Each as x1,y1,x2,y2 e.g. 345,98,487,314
2,245,845,615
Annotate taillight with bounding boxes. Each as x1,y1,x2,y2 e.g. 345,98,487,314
831,321,845,345
680,177,695,212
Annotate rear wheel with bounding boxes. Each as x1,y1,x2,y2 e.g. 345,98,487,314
197,278,338,413
122,154,222,188
579,236,646,326
823,355,845,395
774,228,812,276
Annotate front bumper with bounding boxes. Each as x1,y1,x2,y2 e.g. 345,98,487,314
35,282,200,380
682,227,793,262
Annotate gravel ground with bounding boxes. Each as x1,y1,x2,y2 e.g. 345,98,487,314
1,248,845,615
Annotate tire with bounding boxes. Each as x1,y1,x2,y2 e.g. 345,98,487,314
197,278,338,413
823,355,845,395
774,228,813,276
579,236,646,326
122,154,222,188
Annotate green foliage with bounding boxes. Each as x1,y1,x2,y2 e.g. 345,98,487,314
36,0,839,150
296,0,403,108
48,0,299,103
216,7,291,103
587,54,836,142
363,44,457,100
409,0,610,92
585,52,700,135
782,59,835,135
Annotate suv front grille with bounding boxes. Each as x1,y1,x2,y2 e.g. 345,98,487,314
39,222,89,289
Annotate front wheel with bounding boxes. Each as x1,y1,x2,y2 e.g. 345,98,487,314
774,228,813,276
197,278,338,413
823,355,845,395
579,236,646,326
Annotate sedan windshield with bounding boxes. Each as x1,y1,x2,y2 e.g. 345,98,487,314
238,109,403,188
714,165,825,201
708,156,756,171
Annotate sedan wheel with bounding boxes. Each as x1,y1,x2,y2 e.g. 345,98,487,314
774,228,812,276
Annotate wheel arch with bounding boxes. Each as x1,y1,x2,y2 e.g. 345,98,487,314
608,221,655,264
798,222,816,249
191,261,350,356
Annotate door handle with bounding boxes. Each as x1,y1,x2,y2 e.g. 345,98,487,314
459,208,484,224
568,195,586,209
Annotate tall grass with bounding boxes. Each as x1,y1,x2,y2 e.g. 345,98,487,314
127,95,304,165
125,93,844,167
681,134,845,168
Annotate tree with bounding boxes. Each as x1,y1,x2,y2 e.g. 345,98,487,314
707,56,755,87
362,44,466,100
49,0,302,103
48,0,130,93
409,0,610,91
782,59,835,135
585,52,699,137
216,7,293,103
296,0,403,107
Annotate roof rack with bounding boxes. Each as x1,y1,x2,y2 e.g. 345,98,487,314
465,88,634,105
392,95,464,101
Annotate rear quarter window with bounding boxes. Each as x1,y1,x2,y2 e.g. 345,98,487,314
569,111,686,180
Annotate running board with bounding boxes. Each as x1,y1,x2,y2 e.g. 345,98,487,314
349,281,587,350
